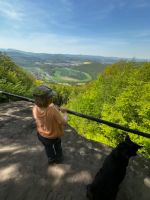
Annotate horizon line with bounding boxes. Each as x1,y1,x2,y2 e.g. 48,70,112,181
0,47,149,61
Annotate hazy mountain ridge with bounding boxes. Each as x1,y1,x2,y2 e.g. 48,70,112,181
1,48,147,64
0,48,148,84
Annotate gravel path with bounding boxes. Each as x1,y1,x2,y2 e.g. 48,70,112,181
0,101,150,200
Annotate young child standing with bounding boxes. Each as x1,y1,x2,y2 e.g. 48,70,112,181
32,85,67,165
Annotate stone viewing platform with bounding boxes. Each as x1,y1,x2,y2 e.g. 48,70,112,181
0,101,150,200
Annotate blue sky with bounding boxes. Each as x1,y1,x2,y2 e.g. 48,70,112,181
0,0,150,58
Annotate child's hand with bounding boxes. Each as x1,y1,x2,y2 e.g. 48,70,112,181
60,107,67,113
63,112,68,121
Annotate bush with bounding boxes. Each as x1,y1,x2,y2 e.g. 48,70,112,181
0,53,36,102
67,61,150,158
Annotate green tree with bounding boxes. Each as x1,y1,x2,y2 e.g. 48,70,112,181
67,61,150,157
0,53,36,102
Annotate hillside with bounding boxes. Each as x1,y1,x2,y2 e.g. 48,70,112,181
70,61,106,79
0,48,126,64
0,49,109,84
0,53,35,102
67,61,150,157
0,53,79,106
2,49,148,84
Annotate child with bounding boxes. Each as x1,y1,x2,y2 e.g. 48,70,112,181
32,85,67,165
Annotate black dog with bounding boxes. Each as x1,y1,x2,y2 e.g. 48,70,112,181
87,135,142,200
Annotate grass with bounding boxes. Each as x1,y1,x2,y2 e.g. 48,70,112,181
51,67,92,83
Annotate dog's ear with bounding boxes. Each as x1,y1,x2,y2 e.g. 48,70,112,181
125,135,143,149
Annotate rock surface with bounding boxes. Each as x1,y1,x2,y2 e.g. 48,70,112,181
0,101,150,200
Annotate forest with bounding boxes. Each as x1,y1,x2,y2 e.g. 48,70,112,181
0,53,150,157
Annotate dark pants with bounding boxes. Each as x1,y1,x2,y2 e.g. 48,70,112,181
37,133,62,161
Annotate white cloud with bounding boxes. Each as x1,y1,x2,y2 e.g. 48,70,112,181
0,0,149,59
1,31,148,59
0,1,24,21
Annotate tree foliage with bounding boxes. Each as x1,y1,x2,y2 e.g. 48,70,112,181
0,53,80,105
0,53,36,102
67,61,150,157
1,54,149,157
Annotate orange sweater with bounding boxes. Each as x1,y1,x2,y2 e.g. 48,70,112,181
32,103,66,139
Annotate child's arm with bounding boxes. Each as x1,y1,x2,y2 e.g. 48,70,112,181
53,105,67,124
54,105,67,113
63,111,67,122
59,107,67,113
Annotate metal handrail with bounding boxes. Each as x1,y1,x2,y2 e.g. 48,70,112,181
0,90,150,139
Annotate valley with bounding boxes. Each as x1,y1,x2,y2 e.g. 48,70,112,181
0,49,116,84
1,49,147,84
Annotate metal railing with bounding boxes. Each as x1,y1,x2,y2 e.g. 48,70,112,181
0,90,150,139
